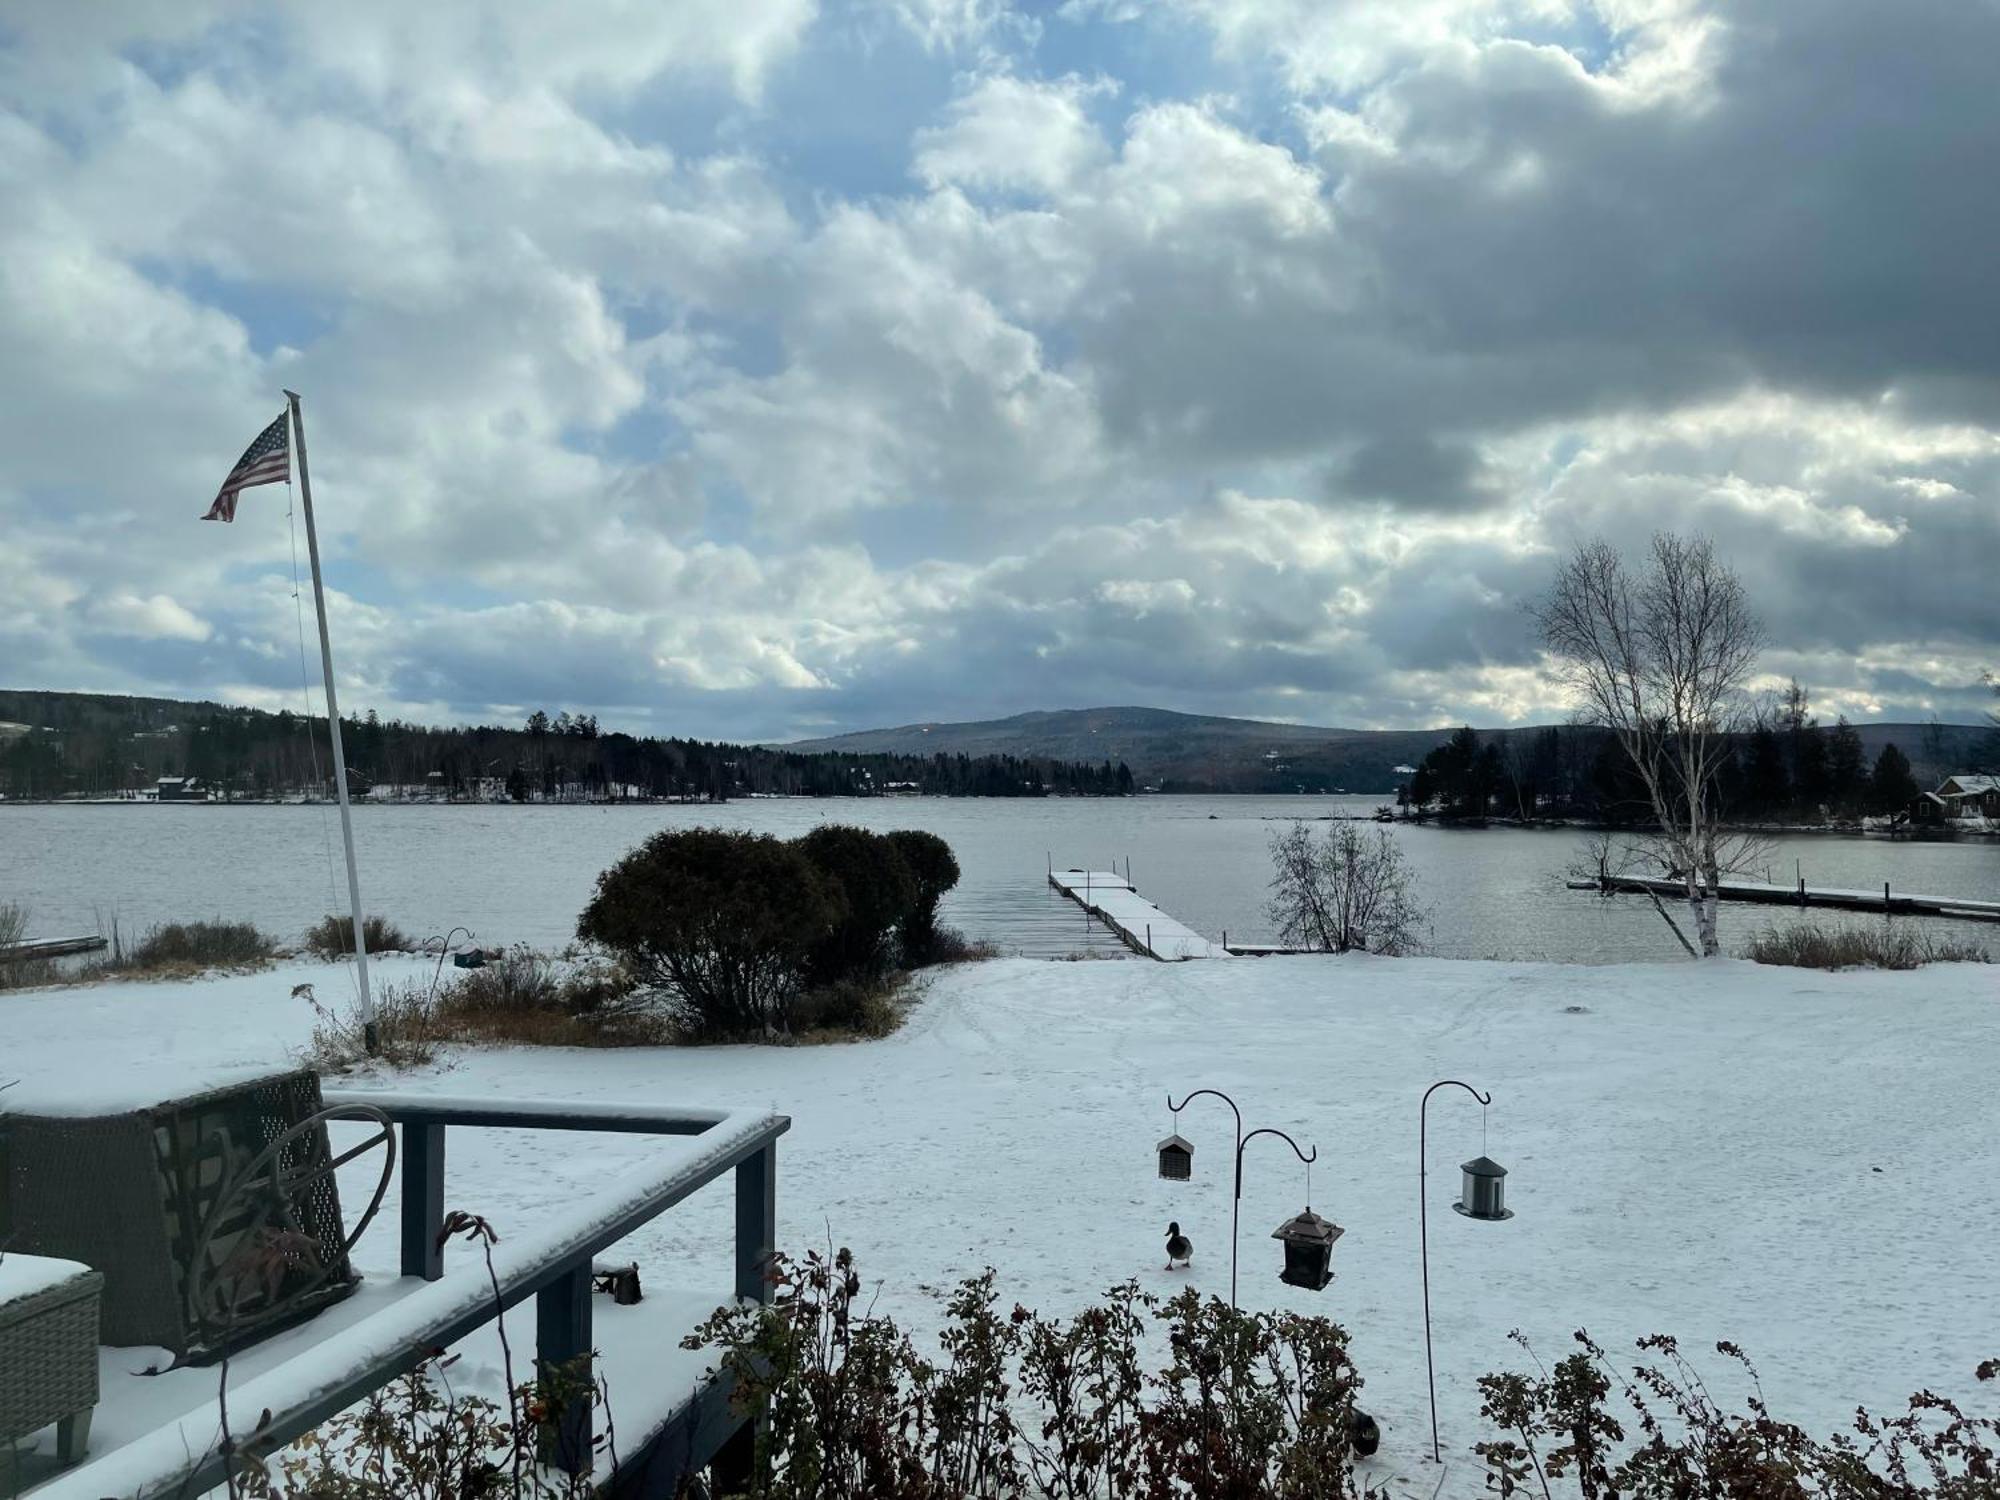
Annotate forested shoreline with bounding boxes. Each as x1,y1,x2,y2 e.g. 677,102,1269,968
0,690,1135,802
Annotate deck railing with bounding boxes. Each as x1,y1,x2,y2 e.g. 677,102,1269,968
34,1094,788,1500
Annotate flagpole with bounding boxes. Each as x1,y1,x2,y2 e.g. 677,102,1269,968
285,389,378,1054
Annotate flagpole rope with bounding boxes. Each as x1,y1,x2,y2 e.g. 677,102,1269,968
287,477,344,955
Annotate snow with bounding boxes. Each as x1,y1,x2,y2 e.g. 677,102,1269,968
1049,868,1232,958
3,951,1997,1496
0,1252,93,1307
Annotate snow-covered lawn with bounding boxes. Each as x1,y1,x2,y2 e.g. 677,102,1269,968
3,951,1995,1496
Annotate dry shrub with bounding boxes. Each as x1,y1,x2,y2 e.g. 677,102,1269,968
1477,1330,1998,1497
296,979,445,1071
114,918,276,973
1743,921,1990,970
789,974,907,1041
429,947,671,1047
0,902,53,990
305,913,415,958
684,1248,1375,1499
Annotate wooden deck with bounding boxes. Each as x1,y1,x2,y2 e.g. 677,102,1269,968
15,1095,788,1500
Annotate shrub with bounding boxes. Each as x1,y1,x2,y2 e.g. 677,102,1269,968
120,918,276,971
1267,821,1424,955
1743,921,1990,969
683,1247,1374,1499
789,974,906,1040
295,979,444,1071
305,913,415,958
0,902,41,990
578,829,838,1039
429,947,670,1047
793,825,915,987
1476,1330,1998,1497
885,829,961,964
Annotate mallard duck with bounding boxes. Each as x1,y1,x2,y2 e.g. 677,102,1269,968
1165,1221,1193,1270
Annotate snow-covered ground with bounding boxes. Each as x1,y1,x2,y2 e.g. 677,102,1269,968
2,951,1995,1496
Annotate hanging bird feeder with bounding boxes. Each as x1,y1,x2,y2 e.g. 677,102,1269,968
1272,1208,1343,1290
1453,1155,1513,1221
1156,1132,1195,1181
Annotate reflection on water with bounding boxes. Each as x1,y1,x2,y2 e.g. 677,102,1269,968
1,796,1992,963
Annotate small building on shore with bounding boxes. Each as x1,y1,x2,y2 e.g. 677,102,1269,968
1936,774,1999,819
155,776,208,803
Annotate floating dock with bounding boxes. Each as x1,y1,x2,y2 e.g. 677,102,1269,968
1568,876,2000,924
0,935,108,961
1048,869,1232,960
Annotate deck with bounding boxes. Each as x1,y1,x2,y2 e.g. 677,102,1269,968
12,1094,787,1499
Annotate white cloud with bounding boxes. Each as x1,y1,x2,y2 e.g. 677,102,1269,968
1,0,1995,741
914,73,1113,195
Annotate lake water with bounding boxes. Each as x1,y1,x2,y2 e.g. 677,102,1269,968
2,796,1994,963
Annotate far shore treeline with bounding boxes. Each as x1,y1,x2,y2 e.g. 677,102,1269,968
0,689,1135,802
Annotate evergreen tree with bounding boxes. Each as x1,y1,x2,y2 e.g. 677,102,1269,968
1868,742,1919,814
1825,717,1867,814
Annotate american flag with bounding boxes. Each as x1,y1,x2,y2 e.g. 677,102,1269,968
203,411,291,522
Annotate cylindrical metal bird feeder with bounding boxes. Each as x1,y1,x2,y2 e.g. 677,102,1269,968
1453,1155,1512,1221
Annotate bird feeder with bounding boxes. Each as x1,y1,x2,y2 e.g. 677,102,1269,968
1453,1155,1513,1221
1272,1208,1343,1290
1156,1133,1194,1181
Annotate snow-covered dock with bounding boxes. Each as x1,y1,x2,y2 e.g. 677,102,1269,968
1568,874,2000,922
1048,867,1232,959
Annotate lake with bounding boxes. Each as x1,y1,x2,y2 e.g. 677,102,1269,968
2,797,1994,963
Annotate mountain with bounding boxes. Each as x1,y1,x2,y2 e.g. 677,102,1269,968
781,705,1991,793
786,706,1479,792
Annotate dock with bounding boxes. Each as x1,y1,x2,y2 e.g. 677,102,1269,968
1048,869,1232,959
1568,876,2000,924
0,935,108,961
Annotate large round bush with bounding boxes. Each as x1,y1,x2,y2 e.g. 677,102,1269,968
885,829,960,962
793,825,916,986
577,828,838,1038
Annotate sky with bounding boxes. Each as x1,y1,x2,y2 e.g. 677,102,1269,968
2,0,1996,743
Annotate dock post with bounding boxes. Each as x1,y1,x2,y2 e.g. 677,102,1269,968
1885,882,1891,913
1146,922,1152,958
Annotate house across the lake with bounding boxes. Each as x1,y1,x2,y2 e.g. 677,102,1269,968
155,776,208,802
1937,773,1999,819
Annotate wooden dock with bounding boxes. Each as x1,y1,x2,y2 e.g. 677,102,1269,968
0,935,108,961
1048,869,1233,959
1568,876,2000,924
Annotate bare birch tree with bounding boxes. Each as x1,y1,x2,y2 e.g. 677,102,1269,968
1267,822,1424,955
1536,534,1765,957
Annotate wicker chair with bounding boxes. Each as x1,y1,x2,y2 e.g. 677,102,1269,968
0,1255,102,1478
0,1069,359,1362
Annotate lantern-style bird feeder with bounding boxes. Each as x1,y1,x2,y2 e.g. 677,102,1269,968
1156,1132,1195,1181
1453,1155,1513,1222
1272,1208,1343,1291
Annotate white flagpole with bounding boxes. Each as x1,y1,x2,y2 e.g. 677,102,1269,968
285,389,378,1053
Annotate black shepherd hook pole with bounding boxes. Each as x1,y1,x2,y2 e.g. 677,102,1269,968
1170,1090,1317,1308
1421,1078,1491,1464
1169,1088,1240,1305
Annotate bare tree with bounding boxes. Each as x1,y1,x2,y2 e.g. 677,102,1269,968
1536,534,1765,957
1267,821,1424,955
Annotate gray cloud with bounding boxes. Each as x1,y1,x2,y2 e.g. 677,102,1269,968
1,0,1995,742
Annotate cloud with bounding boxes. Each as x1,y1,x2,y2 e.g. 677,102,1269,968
1,0,1996,743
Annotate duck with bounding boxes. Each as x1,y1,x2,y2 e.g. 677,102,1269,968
1164,1221,1193,1270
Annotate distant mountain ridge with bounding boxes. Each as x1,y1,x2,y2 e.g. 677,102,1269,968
782,705,1987,793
